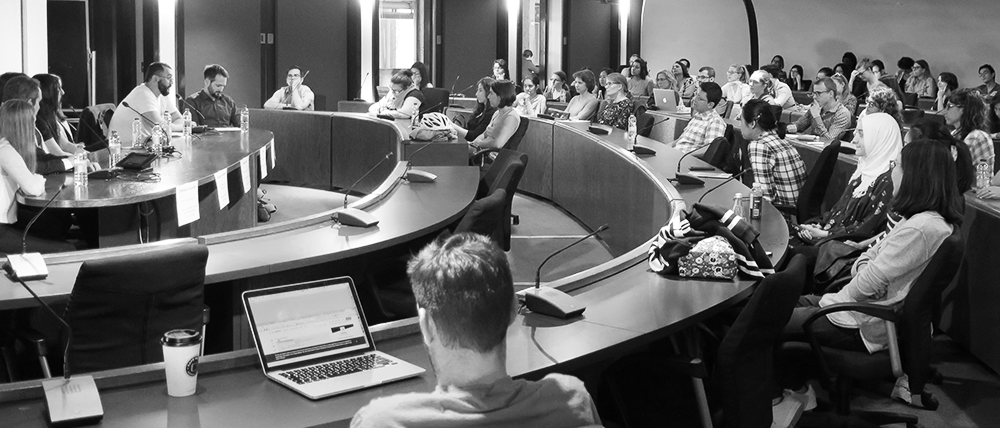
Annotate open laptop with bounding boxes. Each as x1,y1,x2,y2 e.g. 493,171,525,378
242,277,425,400
653,89,678,112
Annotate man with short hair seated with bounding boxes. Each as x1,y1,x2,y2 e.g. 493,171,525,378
976,64,998,101
761,65,796,108
672,82,728,154
184,64,240,128
350,233,601,428
696,66,715,83
786,77,852,141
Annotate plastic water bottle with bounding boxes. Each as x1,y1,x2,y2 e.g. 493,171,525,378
750,184,763,219
976,159,991,190
73,152,88,186
732,192,745,218
626,114,637,150
108,131,122,168
240,105,250,133
161,111,172,132
183,109,193,138
150,125,164,156
131,117,142,149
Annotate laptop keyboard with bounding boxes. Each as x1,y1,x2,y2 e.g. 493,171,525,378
279,354,396,385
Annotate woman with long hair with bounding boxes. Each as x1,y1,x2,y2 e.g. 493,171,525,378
943,89,993,163
492,59,509,81
32,74,82,156
861,87,903,127
672,61,697,99
905,59,937,98
454,80,520,151
935,72,959,112
514,74,546,117
454,77,496,142
721,65,752,117
627,58,654,97
410,62,432,89
0,100,50,253
544,71,570,102
748,70,777,105
770,55,788,82
788,64,806,91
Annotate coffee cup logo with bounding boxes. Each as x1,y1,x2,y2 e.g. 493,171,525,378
186,356,199,377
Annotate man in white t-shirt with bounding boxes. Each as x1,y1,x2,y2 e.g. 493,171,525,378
108,62,183,146
350,233,601,428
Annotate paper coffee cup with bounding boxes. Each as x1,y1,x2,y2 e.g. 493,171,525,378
162,329,202,397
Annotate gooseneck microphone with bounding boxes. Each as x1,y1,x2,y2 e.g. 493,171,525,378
333,152,393,227
696,168,750,205
448,75,461,98
121,101,158,127
672,139,720,186
522,224,609,319
403,141,438,183
175,94,207,122
4,184,68,281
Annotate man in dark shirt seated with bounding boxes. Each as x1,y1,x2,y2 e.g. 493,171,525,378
350,233,601,428
976,64,999,102
184,64,240,128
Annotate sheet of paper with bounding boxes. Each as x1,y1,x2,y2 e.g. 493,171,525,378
259,149,268,179
269,139,276,167
214,169,230,210
176,181,200,226
214,127,241,131
690,171,733,179
240,158,251,193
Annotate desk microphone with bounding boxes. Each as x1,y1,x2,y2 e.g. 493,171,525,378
523,224,609,319
174,95,212,136
696,168,750,205
332,152,393,227
403,141,438,183
630,116,672,155
4,184,67,281
354,72,370,101
673,139,720,186
121,101,157,128
450,82,477,99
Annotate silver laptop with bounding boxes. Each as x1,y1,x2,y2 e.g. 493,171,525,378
653,89,678,112
242,277,425,400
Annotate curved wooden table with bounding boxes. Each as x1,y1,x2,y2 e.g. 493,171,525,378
0,116,789,427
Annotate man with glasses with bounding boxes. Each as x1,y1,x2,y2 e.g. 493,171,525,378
786,77,851,141
264,65,314,110
109,62,184,145
672,82,727,153
975,64,998,101
696,67,715,83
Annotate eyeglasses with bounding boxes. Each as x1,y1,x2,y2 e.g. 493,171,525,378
912,65,923,70
810,90,832,97
945,102,961,110
157,74,173,81
390,87,404,94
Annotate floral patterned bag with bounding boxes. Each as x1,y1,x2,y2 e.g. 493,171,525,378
678,236,738,279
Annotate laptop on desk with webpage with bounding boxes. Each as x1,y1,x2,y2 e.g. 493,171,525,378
242,277,425,400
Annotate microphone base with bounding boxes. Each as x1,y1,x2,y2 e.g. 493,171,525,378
405,169,437,183
524,287,586,319
673,173,706,186
5,252,49,281
43,375,104,427
333,208,379,228
632,145,656,155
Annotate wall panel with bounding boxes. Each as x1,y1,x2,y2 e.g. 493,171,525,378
182,0,261,109
274,0,349,111
565,0,612,75
441,0,497,96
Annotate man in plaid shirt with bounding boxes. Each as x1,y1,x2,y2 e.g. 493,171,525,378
786,78,852,141
672,82,728,153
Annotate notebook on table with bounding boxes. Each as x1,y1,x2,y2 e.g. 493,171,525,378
242,277,425,400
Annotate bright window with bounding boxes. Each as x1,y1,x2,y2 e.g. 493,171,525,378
378,0,424,87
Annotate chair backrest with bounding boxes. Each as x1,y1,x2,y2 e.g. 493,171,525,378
482,150,528,251
504,116,530,152
64,245,210,373
421,88,450,114
796,139,841,221
901,108,925,125
636,111,655,138
715,255,807,428
455,188,507,246
897,227,963,396
76,103,116,151
801,80,812,91
700,136,733,172
902,92,918,108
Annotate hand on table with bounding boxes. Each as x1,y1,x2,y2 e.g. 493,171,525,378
977,186,1000,200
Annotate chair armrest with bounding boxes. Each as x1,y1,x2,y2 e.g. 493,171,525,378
802,302,897,326
662,354,710,379
15,327,48,357
801,303,902,379
772,203,796,217
471,148,500,167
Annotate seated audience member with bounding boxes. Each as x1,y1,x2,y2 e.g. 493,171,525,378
514,74,546,118
815,67,834,81
944,89,994,163
833,63,848,77
988,97,1000,138
627,58,654,97
748,70,777,105
672,61,697,99
696,66,715,83
654,69,678,91
368,70,424,119
0,72,27,91
870,60,886,78
788,65,807,91
350,233,600,428
3,76,76,175
770,55,789,82
263,65,314,110
33,74,86,156
905,59,937,98
564,70,600,121
761,65,796,108
411,62,433,89
975,64,998,101
895,57,915,90
741,100,807,208
522,50,539,78
679,58,692,70
492,59,509,81
786,77,852,141
831,74,858,116
453,80,520,151
596,68,614,99
596,73,632,130
0,100,67,254
672,82,727,154
776,139,961,407
935,72,959,112
621,53,641,77
454,78,496,142
795,112,901,244
721,65,753,117
109,62,184,144
184,64,240,128
904,121,974,193
860,88,904,127
544,71,570,102
848,58,890,98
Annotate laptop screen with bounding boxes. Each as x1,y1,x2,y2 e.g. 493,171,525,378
245,279,372,369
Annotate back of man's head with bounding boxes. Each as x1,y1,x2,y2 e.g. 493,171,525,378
408,233,514,354
144,62,170,83
760,64,781,79
0,72,27,95
1,76,40,103
699,66,716,79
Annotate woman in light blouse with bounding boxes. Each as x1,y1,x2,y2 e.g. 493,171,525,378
564,70,601,121
721,64,752,115
627,58,654,98
672,61,697,99
545,71,570,102
906,59,937,98
748,70,776,105
368,70,424,119
454,80,520,152
0,100,51,253
514,74,547,117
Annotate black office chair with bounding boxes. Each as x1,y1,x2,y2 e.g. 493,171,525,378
699,136,733,171
774,139,840,224
902,108,925,125
76,103,115,151
902,92,918,108
788,228,963,428
24,245,210,376
478,150,527,251
421,88,450,114
636,111,655,138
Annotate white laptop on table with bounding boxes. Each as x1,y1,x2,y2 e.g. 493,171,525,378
242,277,425,400
653,89,678,112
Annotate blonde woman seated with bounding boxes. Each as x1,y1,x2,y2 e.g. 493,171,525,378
831,74,858,115
0,100,56,253
596,73,632,130
453,80,521,153
721,65,752,117
514,74,546,117
748,70,777,105
563,70,601,121
368,70,424,119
